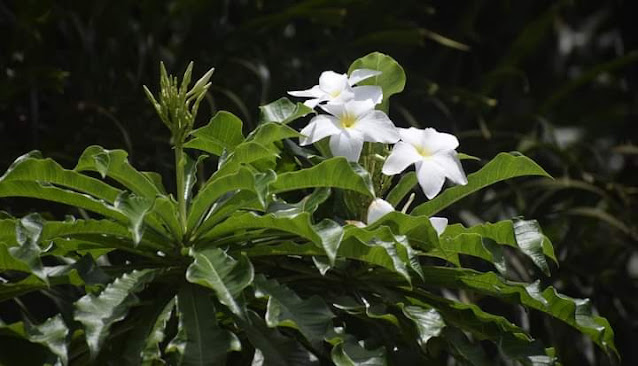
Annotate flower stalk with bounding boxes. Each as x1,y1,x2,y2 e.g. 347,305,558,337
144,62,215,237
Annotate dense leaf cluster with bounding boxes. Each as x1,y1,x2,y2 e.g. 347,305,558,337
0,55,618,365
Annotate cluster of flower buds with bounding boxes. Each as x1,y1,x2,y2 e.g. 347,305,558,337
144,62,215,145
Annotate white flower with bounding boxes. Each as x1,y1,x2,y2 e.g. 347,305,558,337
288,69,383,108
366,198,395,224
382,127,468,199
366,198,448,235
299,100,399,162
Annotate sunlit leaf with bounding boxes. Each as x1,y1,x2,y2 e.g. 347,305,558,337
411,152,551,216
74,269,158,358
186,247,254,317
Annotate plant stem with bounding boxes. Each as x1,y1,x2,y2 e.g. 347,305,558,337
174,143,188,236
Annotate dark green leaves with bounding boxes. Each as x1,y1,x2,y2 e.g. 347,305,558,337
254,275,334,343
167,285,240,365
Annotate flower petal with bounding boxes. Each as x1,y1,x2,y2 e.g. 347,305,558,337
428,216,448,236
398,127,426,148
303,97,326,109
347,100,378,119
319,102,346,118
367,198,395,224
382,142,422,175
416,160,446,199
421,128,459,153
352,85,383,104
432,151,468,185
319,71,349,95
348,69,382,85
355,111,399,143
288,85,324,98
299,115,341,145
329,132,364,162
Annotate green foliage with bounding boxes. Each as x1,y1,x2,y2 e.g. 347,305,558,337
0,55,617,366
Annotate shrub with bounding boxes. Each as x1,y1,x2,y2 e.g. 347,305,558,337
0,53,616,365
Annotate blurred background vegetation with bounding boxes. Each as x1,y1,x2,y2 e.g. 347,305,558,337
0,0,636,364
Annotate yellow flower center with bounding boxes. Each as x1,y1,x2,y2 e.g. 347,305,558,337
330,89,342,98
416,146,432,157
340,113,357,129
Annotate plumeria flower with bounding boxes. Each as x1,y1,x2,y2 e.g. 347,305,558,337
366,198,448,235
288,69,383,108
382,127,468,199
299,100,399,162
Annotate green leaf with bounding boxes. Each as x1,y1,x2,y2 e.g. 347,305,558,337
348,52,406,102
254,275,335,342
259,97,314,124
512,219,557,276
183,153,208,206
188,168,272,235
436,234,507,274
416,267,617,356
239,310,320,366
184,111,245,155
211,141,278,179
341,225,414,283
186,247,254,317
407,292,556,365
74,269,157,358
9,214,47,283
243,241,323,258
247,121,302,146
385,171,417,207
166,285,240,365
443,327,491,366
200,212,343,265
25,315,70,366
150,196,183,241
0,275,48,302
113,192,154,245
117,294,175,366
0,256,109,301
140,300,175,365
0,242,31,272
411,152,552,216
0,181,127,223
75,146,161,199
0,152,122,203
270,157,374,197
194,191,264,238
400,305,446,349
267,187,331,216
442,219,557,275
330,336,387,366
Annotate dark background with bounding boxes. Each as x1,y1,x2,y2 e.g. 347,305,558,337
1,0,636,364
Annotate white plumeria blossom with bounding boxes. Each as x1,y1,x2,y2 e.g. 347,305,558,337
366,198,448,235
288,69,383,108
382,127,468,199
299,100,399,162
